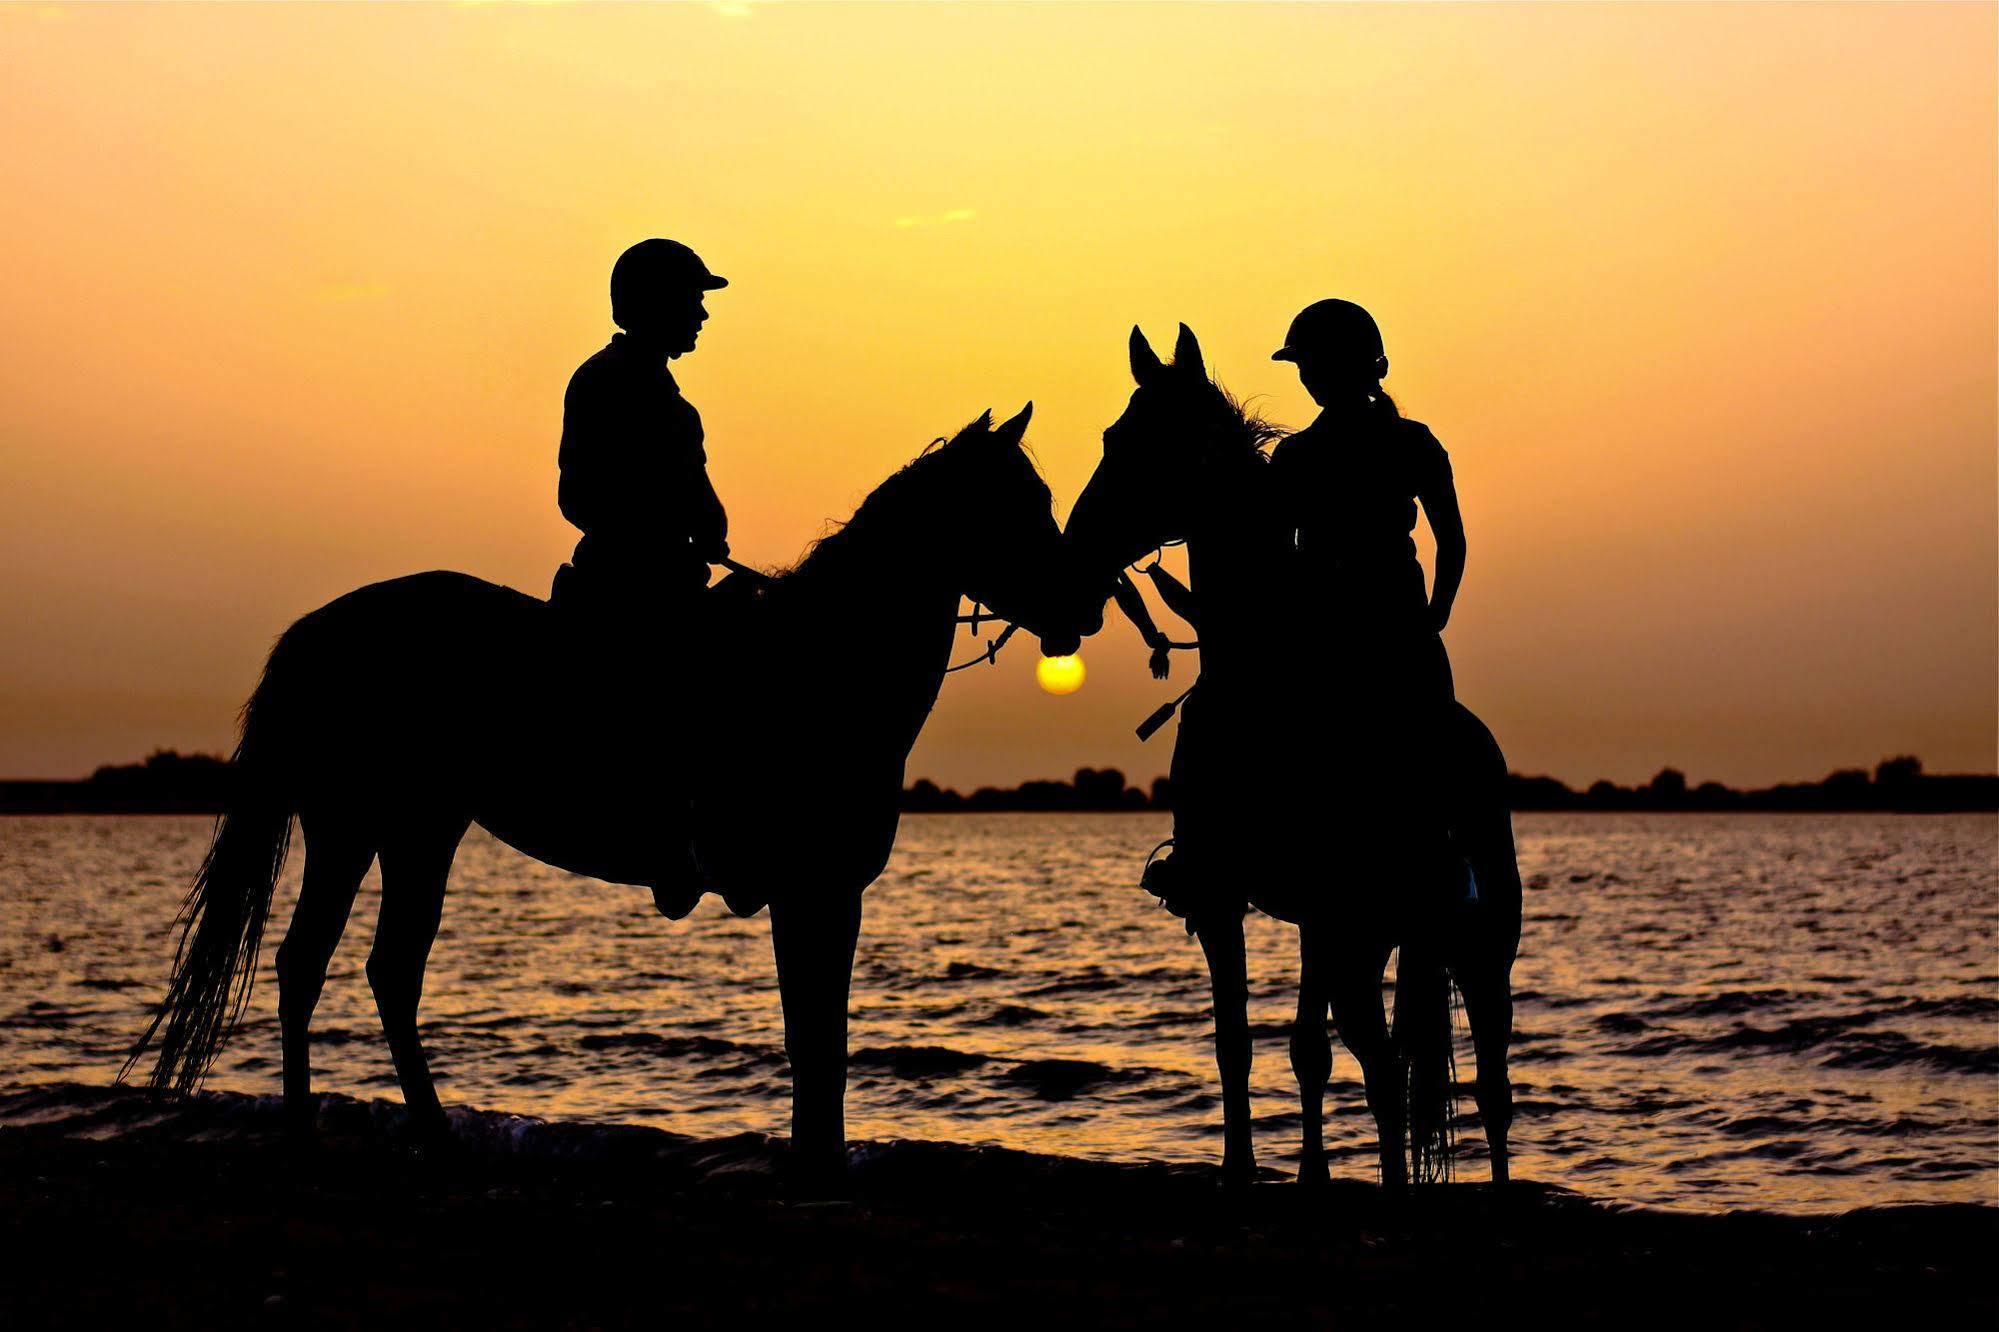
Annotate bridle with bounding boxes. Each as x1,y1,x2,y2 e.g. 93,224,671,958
945,601,1019,674
725,554,1021,679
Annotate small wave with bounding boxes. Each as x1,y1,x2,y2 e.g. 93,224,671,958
1653,989,1817,1019
1870,995,1999,1021
1019,974,1123,997
849,1045,990,1077
1592,1013,1651,1034
576,1033,785,1070
970,1005,1049,1027
1623,1018,1998,1076
1819,1032,1996,1076
1001,1059,1126,1100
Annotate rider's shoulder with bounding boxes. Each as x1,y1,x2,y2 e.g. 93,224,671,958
1392,417,1452,487
1394,415,1446,453
1269,415,1328,463
566,341,626,393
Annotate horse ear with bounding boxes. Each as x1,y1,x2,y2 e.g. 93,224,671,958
1129,326,1163,385
1174,323,1205,380
993,401,1033,448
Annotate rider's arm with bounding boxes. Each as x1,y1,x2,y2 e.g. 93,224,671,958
1416,433,1465,633
686,457,729,563
1110,572,1176,679
1141,562,1200,628
556,365,636,536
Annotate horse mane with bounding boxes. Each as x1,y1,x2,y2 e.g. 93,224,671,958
765,412,1033,591
1212,381,1290,455
1164,356,1290,460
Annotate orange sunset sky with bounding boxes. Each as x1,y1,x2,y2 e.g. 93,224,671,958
2,2,1994,790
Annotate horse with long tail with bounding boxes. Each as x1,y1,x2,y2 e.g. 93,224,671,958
124,404,1093,1180
1063,326,1521,1189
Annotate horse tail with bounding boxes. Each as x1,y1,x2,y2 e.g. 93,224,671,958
124,632,304,1095
1394,942,1457,1183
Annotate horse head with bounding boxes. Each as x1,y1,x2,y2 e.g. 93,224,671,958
1063,324,1283,611
925,402,1096,657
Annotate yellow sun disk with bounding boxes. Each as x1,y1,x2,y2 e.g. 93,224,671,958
1036,654,1085,696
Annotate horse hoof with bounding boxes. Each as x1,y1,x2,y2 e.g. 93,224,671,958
399,1111,455,1157
651,884,703,920
1295,1161,1330,1190
282,1097,319,1143
786,1152,851,1199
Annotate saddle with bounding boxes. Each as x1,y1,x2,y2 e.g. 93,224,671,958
474,563,773,918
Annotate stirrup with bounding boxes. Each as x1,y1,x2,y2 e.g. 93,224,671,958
1140,838,1180,901
1140,842,1207,933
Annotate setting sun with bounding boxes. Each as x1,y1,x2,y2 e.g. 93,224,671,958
1036,655,1086,697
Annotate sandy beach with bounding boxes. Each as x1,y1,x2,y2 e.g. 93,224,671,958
1,1083,1989,1329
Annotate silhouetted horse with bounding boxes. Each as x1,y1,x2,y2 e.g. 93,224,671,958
1065,327,1521,1189
127,404,1089,1179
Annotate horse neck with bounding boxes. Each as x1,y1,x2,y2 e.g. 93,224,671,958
779,485,962,752
1182,456,1270,587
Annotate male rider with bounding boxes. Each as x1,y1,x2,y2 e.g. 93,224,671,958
551,239,730,918
554,238,731,619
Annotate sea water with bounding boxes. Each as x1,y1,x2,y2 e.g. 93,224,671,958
1,812,1991,1212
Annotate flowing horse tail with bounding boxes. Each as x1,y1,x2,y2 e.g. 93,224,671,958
123,632,304,1095
1394,941,1457,1183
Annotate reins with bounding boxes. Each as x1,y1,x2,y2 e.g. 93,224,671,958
722,557,1021,679
1112,554,1200,739
945,604,1019,674
720,550,1195,691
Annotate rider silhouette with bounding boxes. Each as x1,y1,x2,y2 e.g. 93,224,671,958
551,239,731,919
1268,300,1465,893
1268,299,1462,711
553,238,730,619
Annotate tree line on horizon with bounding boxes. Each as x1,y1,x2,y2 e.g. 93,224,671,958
912,755,1996,813
0,750,1992,814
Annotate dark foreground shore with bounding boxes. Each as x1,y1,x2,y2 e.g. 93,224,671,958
1,1084,1989,1329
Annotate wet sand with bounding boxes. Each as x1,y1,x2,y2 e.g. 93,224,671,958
0,1083,1989,1329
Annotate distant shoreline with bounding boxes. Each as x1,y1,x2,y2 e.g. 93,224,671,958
2,751,1993,815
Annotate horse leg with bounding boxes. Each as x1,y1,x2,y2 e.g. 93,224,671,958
1457,955,1514,1185
1444,700,1523,1185
1290,923,1334,1187
1194,908,1254,1185
770,890,863,1186
275,815,373,1134
1331,940,1405,1192
368,820,465,1143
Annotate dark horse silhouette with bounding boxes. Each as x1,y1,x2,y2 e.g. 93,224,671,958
1064,326,1521,1188
126,404,1090,1179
